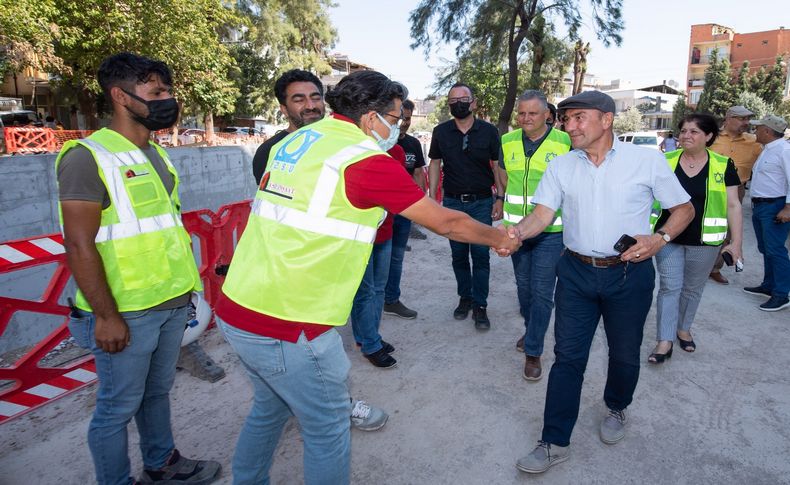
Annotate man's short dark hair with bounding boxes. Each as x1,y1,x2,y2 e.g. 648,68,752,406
680,113,720,147
450,82,475,99
98,52,173,106
547,103,557,120
325,71,408,122
402,99,415,111
274,69,324,105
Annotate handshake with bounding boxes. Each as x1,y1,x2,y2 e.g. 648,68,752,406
493,225,522,256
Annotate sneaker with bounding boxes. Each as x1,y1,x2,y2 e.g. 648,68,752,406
383,300,418,319
350,400,388,431
743,285,772,297
364,348,397,368
409,225,428,240
473,306,490,330
355,341,395,353
759,296,790,312
599,408,627,444
515,441,570,474
453,297,473,320
139,449,220,484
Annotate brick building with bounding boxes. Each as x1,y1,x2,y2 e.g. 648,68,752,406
686,23,790,106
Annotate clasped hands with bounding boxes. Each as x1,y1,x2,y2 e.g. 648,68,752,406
493,225,521,256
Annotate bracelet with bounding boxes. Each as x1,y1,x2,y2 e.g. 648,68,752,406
495,195,505,201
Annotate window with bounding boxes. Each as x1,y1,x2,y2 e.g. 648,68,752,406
690,91,702,104
762,40,769,45
736,43,742,47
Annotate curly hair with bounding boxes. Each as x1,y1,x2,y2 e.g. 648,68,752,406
325,71,408,122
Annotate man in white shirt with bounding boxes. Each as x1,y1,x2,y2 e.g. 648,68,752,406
743,115,790,312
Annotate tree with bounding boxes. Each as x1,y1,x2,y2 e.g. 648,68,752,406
671,91,690,132
612,106,645,134
737,91,769,119
696,48,736,118
734,60,751,96
759,56,787,108
572,40,590,95
410,0,624,133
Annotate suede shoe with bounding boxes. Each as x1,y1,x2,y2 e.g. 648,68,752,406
759,296,790,312
599,408,627,444
364,348,397,369
383,300,418,319
453,297,473,320
473,306,490,330
523,355,542,381
350,400,388,431
709,271,728,285
516,441,570,474
743,285,772,297
139,449,220,484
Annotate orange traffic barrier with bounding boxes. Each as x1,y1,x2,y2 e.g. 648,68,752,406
3,127,56,155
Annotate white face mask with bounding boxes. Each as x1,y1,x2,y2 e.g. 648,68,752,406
371,113,400,151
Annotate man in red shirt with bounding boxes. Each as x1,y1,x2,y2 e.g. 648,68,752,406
215,71,520,484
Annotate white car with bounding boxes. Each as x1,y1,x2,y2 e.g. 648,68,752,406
616,131,663,151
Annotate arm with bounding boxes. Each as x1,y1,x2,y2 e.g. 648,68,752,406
412,168,426,192
721,185,743,261
61,200,130,353
512,204,556,241
776,150,790,223
621,201,694,261
428,159,441,200
400,195,519,254
491,161,505,221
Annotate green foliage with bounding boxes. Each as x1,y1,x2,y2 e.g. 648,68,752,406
735,61,751,95
671,92,690,132
696,48,737,118
775,99,790,120
737,91,770,119
759,56,786,108
0,0,69,76
612,106,645,134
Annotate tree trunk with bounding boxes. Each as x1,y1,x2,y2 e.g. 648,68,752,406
572,41,590,95
496,2,532,135
204,111,215,144
76,89,98,130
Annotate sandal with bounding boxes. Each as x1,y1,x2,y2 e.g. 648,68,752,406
648,343,673,364
677,335,696,352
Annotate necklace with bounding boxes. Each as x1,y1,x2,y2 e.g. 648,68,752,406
682,151,705,169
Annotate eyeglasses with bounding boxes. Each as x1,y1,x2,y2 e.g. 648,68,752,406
380,112,403,127
449,96,473,104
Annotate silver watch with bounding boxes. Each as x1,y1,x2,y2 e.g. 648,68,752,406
657,230,671,243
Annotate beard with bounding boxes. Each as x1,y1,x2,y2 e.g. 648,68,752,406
291,108,324,128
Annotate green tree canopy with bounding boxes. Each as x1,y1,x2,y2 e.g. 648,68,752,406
696,48,737,118
0,0,69,78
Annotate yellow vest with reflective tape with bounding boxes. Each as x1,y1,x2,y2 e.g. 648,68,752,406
55,128,201,312
222,117,386,326
501,127,570,231
649,148,729,245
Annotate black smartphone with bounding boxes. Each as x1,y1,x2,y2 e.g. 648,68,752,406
613,234,637,254
722,251,734,266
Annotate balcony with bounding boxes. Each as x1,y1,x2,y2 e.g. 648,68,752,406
688,79,705,87
690,54,728,65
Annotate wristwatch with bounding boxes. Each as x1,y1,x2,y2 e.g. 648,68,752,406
656,230,671,243
495,195,505,201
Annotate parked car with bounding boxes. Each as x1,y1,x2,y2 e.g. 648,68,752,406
178,128,205,145
616,131,663,151
221,126,258,136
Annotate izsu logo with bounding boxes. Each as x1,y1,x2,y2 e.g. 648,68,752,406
271,129,323,173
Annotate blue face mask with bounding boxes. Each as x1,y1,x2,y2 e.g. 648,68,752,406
371,113,400,151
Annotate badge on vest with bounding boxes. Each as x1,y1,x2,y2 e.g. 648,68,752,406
271,129,323,173
545,152,558,163
714,172,724,184
260,172,295,200
125,168,151,178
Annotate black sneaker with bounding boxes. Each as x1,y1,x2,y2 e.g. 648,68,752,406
139,449,220,484
759,296,790,312
364,348,398,368
473,306,490,331
743,286,772,297
356,341,395,353
453,297,473,320
383,300,418,319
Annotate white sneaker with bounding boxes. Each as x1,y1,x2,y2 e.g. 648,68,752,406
350,400,388,431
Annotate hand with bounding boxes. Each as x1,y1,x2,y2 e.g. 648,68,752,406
620,233,664,262
776,205,790,223
721,243,743,264
95,313,130,353
491,199,503,221
493,225,521,257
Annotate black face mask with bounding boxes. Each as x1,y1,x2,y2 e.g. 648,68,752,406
449,101,472,119
123,89,179,131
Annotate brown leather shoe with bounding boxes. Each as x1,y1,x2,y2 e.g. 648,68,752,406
516,336,524,353
523,355,542,381
709,271,729,285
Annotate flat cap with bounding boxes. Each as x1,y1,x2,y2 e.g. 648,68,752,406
557,91,616,114
726,105,754,117
749,114,788,133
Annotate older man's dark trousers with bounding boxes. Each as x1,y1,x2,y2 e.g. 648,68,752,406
541,252,655,447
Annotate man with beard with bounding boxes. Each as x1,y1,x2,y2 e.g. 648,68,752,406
428,82,503,330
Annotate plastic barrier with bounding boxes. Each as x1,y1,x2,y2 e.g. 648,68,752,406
51,130,95,152
0,200,252,423
3,127,56,155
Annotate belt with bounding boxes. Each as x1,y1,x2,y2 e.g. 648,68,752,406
566,249,625,268
444,191,492,202
752,196,785,204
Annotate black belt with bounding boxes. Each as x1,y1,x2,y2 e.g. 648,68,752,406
752,196,785,204
444,191,492,202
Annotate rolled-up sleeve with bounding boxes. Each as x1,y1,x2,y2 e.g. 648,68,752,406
651,152,690,209
532,159,563,211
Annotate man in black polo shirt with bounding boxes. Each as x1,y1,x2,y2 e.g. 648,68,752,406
428,82,503,330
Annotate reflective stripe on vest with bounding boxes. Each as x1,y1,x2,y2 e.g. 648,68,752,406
501,127,570,232
650,149,729,245
252,198,377,242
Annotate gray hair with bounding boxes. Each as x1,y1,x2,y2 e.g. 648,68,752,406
517,90,548,110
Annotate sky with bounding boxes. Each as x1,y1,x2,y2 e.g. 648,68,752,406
328,0,789,99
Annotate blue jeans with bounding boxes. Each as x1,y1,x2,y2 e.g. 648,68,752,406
510,231,563,356
384,215,411,304
351,240,392,354
68,306,186,485
541,253,655,447
442,196,493,307
752,199,790,297
219,321,351,485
